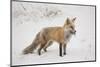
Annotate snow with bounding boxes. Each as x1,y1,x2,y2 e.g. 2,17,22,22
12,1,95,66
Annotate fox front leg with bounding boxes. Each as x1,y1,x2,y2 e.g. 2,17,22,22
59,43,63,57
63,44,66,55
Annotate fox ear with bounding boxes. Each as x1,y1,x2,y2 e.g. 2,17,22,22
72,17,76,22
63,18,70,27
66,18,70,25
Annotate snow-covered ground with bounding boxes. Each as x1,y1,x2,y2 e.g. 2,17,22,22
12,1,95,66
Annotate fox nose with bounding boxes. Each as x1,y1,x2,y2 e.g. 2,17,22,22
72,30,76,34
75,30,76,33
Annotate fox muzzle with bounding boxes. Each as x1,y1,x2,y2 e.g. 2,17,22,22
70,30,76,35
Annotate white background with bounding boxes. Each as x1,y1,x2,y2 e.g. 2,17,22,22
0,0,100,67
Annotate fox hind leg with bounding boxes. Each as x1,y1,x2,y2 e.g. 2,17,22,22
43,41,53,52
38,42,47,55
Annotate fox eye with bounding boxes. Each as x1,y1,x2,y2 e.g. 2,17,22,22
70,26,74,29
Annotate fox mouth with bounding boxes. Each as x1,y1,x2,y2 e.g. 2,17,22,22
70,30,76,35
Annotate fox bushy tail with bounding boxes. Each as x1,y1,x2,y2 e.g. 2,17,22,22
23,32,40,54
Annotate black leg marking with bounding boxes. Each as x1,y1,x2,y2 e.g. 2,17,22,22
64,44,66,55
38,43,46,55
59,43,63,57
44,49,47,52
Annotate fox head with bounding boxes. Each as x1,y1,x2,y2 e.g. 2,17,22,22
63,17,76,35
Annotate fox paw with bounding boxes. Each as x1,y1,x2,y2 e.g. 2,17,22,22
44,49,47,52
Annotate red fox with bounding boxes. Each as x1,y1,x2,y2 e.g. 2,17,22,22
23,17,76,56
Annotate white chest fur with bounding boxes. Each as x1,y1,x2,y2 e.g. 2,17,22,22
64,30,72,43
